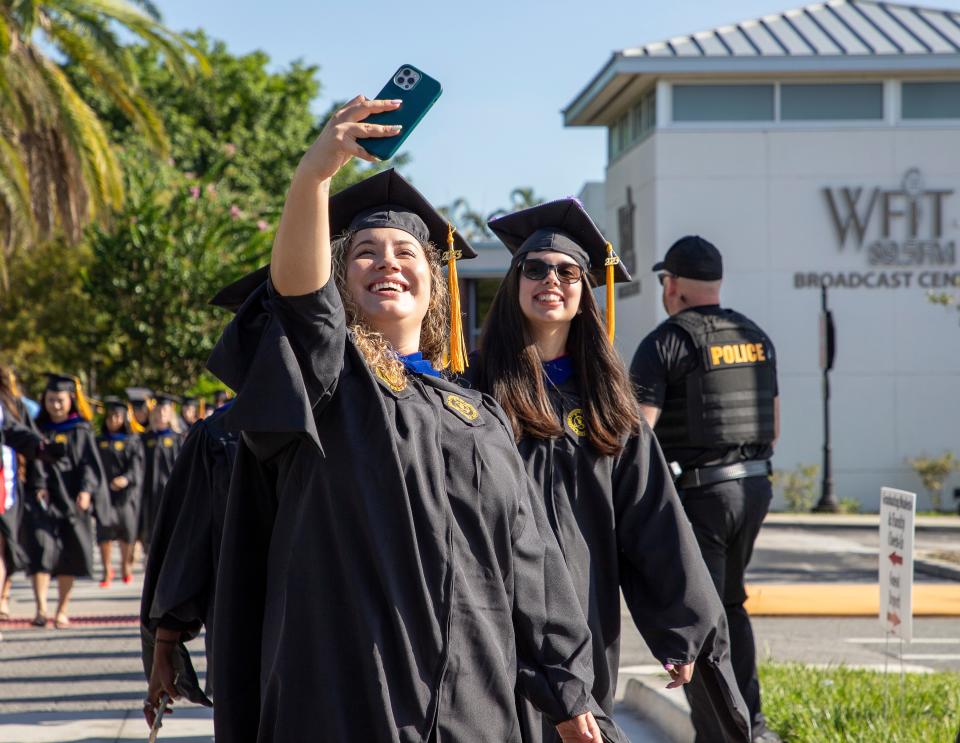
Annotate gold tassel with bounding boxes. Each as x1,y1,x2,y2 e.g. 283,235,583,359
199,399,207,419
604,242,619,344
72,376,94,421
443,224,468,373
128,404,146,434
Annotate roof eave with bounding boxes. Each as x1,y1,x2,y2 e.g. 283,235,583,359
564,52,960,126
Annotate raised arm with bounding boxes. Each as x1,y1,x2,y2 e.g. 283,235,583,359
270,96,401,296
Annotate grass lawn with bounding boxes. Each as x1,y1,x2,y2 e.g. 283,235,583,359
760,663,960,742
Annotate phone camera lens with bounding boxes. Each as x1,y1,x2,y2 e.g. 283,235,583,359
402,68,412,76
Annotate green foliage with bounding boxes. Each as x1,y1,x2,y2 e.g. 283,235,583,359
837,497,862,514
67,30,317,211
907,452,959,512
759,662,960,743
440,187,544,240
771,463,821,512
0,0,204,261
0,238,96,395
78,151,273,393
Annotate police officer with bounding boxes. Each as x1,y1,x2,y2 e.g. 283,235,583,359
630,236,781,743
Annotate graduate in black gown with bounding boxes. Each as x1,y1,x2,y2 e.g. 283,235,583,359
468,199,751,743
191,96,606,743
95,397,144,586
138,393,183,550
140,272,256,727
0,366,53,622
179,396,202,428
24,374,111,629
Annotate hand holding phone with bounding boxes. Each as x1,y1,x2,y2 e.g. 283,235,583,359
358,64,442,161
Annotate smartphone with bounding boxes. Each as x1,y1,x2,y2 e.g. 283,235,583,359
358,64,442,161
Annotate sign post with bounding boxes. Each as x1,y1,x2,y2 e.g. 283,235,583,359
814,285,838,512
879,487,916,642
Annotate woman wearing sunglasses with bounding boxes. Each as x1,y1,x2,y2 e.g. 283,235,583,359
201,96,606,743
468,199,751,743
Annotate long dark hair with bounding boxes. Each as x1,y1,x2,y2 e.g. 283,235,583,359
101,407,133,437
474,266,640,456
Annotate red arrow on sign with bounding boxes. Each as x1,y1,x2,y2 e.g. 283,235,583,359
887,611,901,627
889,552,903,566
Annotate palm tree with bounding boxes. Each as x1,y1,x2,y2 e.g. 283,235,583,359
0,0,207,282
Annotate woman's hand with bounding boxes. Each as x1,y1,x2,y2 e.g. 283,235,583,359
664,661,695,688
555,711,603,741
111,475,128,491
296,95,402,183
76,492,91,511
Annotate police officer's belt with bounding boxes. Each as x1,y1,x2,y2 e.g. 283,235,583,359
676,460,772,490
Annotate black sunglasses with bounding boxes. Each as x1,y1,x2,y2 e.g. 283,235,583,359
520,259,584,284
657,272,675,286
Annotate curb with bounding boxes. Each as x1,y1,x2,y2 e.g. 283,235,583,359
621,676,694,743
915,556,960,581
763,514,960,532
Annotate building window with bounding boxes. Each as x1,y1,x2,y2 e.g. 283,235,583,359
902,82,960,120
609,88,656,162
672,84,774,122
781,83,883,121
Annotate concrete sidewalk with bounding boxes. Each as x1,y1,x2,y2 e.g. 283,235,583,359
2,513,958,743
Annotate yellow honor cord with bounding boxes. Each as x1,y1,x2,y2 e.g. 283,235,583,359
128,404,146,434
72,376,94,421
605,242,616,344
445,224,468,374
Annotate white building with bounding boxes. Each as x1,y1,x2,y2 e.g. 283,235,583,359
556,0,960,509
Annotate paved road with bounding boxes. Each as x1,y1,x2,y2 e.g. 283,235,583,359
0,516,957,742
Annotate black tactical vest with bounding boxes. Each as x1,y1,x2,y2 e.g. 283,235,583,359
654,309,777,451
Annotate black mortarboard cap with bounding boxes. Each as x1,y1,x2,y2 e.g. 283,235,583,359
329,168,476,259
154,392,181,406
45,373,77,393
209,266,270,313
487,198,631,284
126,387,153,405
101,395,128,411
653,236,723,281
181,396,199,406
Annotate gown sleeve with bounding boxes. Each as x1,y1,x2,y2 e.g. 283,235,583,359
139,423,218,706
0,417,44,458
612,423,722,665
511,473,596,725
206,275,346,454
78,427,113,528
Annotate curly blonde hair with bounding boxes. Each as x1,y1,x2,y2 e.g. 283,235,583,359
332,230,449,390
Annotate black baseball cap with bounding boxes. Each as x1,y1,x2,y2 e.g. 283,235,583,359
652,236,723,281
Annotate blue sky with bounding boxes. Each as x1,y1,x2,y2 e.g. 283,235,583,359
154,0,959,214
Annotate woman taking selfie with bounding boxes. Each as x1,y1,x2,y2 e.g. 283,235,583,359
195,96,604,743
469,200,751,743
25,374,109,628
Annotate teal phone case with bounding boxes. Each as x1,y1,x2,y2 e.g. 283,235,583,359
359,64,442,161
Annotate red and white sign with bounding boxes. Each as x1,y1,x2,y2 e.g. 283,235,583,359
879,487,916,641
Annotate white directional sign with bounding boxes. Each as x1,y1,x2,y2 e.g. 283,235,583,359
879,487,916,642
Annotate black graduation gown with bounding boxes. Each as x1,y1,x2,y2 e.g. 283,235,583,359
468,368,751,743
24,418,110,577
95,433,144,543
140,405,238,701
0,400,44,572
139,429,183,545
205,278,600,743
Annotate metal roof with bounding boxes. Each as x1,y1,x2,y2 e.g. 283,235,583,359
627,0,960,58
565,0,960,125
